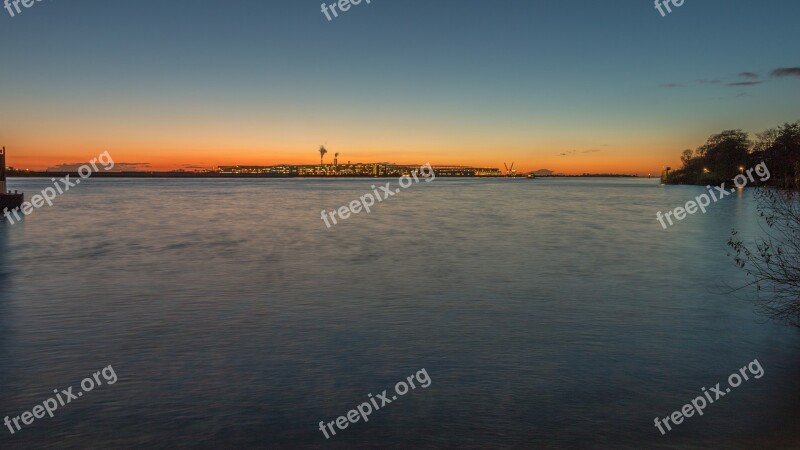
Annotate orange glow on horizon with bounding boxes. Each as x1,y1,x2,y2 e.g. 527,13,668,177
4,141,685,176
0,101,731,176
5,151,681,176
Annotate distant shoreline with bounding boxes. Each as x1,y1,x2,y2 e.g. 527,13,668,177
7,171,641,179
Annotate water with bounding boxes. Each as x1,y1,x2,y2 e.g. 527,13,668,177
1,177,799,449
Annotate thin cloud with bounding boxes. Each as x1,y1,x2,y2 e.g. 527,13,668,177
666,68,793,89
770,67,800,78
726,81,762,86
559,149,602,157
47,162,151,172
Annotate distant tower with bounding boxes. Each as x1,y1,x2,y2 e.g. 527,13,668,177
319,145,328,165
504,162,516,177
334,153,339,166
0,146,6,194
0,146,24,212
661,166,671,184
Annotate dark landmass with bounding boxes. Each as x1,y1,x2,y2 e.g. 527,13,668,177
7,170,639,179
8,170,499,179
541,173,639,178
664,121,800,189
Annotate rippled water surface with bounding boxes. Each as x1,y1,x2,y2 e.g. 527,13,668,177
1,177,799,449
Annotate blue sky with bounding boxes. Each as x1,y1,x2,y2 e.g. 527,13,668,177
1,0,798,173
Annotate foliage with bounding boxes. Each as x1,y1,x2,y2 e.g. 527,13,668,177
728,189,800,326
668,121,800,188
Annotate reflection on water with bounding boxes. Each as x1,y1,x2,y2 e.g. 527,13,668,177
0,177,799,449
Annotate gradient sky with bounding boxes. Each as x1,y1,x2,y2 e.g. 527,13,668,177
1,0,799,174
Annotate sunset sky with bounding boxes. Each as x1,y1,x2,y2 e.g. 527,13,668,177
1,0,799,174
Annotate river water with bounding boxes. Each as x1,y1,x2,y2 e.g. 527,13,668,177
1,177,798,449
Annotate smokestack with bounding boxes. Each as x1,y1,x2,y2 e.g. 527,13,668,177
0,146,6,194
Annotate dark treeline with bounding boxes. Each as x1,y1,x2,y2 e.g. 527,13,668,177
667,121,800,189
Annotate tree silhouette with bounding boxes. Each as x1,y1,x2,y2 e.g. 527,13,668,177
667,121,799,187
728,189,800,327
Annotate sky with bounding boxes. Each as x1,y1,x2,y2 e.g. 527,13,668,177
0,0,799,174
